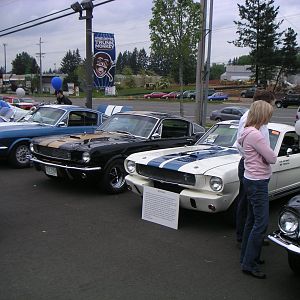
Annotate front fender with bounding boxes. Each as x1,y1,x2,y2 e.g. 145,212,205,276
8,137,32,152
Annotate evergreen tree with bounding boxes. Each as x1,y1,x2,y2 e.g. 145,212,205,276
130,48,139,74
232,0,283,85
60,49,82,74
137,48,148,71
11,52,39,75
116,52,124,74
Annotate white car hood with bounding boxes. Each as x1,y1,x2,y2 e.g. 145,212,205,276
132,145,240,175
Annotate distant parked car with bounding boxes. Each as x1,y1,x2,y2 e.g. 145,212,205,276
208,92,228,101
4,97,39,110
210,106,248,121
275,94,300,108
144,92,168,99
176,90,194,99
189,89,216,99
161,91,180,99
240,87,257,98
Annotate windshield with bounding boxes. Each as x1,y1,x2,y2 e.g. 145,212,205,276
196,123,238,147
97,114,158,138
19,107,65,125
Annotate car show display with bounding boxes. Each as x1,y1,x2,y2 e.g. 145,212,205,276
30,111,205,194
0,105,104,168
125,120,300,222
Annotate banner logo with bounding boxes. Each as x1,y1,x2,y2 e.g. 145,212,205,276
93,32,116,88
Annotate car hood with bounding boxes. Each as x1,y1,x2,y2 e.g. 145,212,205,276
33,131,144,151
0,122,52,137
130,144,240,175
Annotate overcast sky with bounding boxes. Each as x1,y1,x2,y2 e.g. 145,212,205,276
0,0,300,72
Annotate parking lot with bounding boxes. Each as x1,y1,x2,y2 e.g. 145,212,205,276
1,162,299,300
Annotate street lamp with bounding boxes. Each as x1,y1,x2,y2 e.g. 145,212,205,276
71,0,94,109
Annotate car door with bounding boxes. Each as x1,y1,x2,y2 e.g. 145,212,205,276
51,111,100,135
220,108,233,120
273,131,300,196
231,109,243,120
153,119,195,147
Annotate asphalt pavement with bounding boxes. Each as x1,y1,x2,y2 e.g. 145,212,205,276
0,164,299,300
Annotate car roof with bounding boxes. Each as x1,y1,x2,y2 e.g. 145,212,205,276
114,110,190,120
217,120,295,132
39,104,100,113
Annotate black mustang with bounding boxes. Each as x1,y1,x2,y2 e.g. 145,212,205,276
30,111,205,194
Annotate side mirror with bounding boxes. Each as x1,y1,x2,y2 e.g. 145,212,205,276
58,121,67,127
151,133,161,140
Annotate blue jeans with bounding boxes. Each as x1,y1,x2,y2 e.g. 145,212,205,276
240,178,269,272
236,157,247,242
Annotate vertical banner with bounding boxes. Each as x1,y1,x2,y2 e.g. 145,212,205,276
93,32,116,88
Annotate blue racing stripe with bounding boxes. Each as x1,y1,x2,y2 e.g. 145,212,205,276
147,146,238,171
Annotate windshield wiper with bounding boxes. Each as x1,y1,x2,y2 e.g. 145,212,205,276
115,130,134,136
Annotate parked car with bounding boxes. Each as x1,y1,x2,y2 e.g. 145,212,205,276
144,92,168,99
176,90,193,99
125,120,300,223
208,92,228,101
275,94,300,108
4,96,39,110
189,89,216,99
268,195,300,274
161,91,180,99
30,111,205,194
240,87,257,98
0,101,29,122
210,106,248,121
0,105,104,168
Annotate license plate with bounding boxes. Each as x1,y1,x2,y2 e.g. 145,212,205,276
45,166,57,177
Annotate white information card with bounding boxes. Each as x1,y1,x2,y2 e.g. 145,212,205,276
142,186,180,230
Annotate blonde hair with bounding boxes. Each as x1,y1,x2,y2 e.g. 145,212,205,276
245,100,273,129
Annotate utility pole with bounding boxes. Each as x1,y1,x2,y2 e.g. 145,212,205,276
3,43,7,74
36,37,45,94
202,0,214,127
195,0,207,125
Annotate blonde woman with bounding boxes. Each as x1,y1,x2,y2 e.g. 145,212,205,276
237,100,277,279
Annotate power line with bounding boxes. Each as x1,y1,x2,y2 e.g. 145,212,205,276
0,0,116,38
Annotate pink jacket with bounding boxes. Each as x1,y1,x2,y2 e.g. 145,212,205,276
238,127,277,180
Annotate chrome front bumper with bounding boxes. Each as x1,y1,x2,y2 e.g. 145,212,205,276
30,156,102,171
268,231,300,254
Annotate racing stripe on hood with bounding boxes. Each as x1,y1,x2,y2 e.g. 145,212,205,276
147,147,238,171
38,133,112,148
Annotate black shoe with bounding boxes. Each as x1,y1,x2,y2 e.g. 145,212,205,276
263,238,270,246
242,269,266,279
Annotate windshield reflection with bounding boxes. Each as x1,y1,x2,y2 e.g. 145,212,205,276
19,107,65,125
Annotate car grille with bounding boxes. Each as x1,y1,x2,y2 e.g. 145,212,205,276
136,164,195,186
34,145,71,160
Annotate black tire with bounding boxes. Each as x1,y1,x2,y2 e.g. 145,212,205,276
283,104,288,108
275,101,283,108
102,159,127,194
147,96,150,99
215,117,222,122
288,251,300,275
241,93,246,98
9,142,31,168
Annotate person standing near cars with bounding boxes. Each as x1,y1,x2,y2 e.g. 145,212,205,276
237,100,277,279
56,90,72,105
235,90,275,248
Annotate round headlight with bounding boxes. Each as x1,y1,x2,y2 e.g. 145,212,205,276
209,176,223,192
279,211,299,234
82,152,91,163
29,143,34,153
126,160,136,173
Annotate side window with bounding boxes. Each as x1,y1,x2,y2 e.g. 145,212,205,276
161,119,190,138
67,111,98,126
222,108,232,114
231,109,240,116
278,132,299,157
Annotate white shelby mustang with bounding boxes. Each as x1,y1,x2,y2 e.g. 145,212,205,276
125,120,300,222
